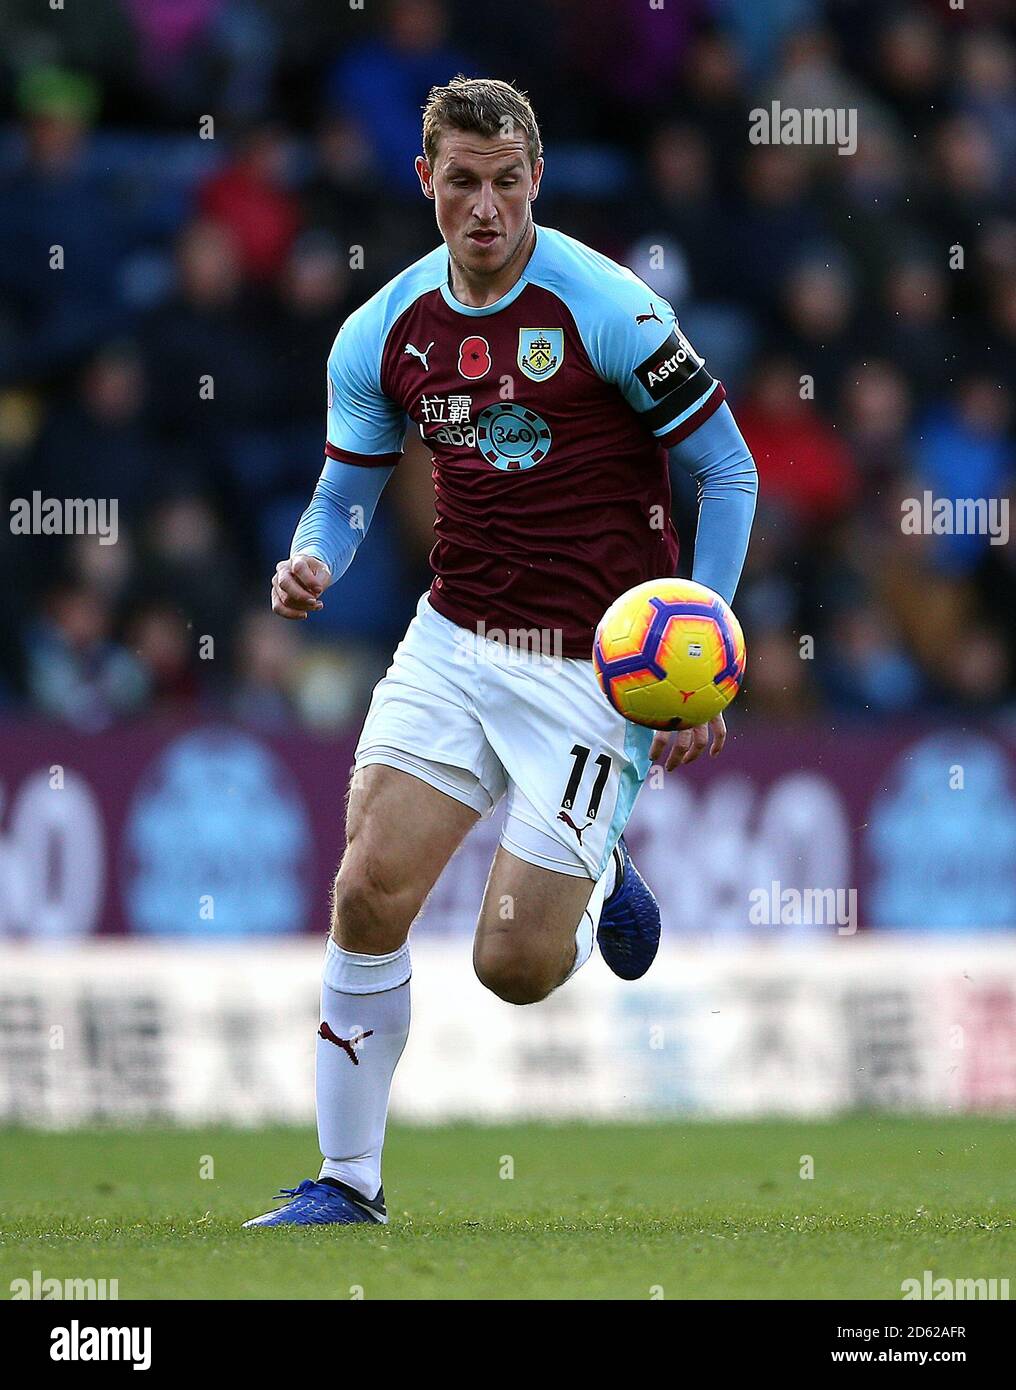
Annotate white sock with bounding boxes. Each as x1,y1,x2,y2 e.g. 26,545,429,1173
316,938,410,1199
565,859,613,982
603,845,620,899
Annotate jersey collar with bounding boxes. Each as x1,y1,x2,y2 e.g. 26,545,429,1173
439,226,543,316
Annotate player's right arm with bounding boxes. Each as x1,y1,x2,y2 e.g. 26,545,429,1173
272,462,393,618
272,311,407,620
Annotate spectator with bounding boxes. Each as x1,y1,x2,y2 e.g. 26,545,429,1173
729,147,829,312
639,124,738,300
139,219,278,520
0,68,133,382
231,609,301,728
911,375,1013,576
25,584,148,730
839,360,914,501
136,492,244,672
735,358,860,527
775,253,860,401
197,124,302,282
326,0,470,194
820,604,928,714
25,342,161,524
869,11,949,140
879,257,961,406
124,601,202,716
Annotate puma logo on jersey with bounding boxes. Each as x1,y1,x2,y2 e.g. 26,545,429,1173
558,810,593,845
404,341,434,371
319,1021,374,1064
635,303,663,325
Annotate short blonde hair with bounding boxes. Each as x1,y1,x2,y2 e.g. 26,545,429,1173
422,75,542,170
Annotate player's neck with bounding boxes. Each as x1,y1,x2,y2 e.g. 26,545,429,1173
447,224,537,309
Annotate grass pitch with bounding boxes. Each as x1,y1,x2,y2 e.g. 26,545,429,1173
1,1119,1013,1300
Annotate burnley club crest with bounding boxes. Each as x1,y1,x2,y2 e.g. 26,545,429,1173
518,328,564,382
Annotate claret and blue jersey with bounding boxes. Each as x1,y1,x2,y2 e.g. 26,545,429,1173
323,225,729,657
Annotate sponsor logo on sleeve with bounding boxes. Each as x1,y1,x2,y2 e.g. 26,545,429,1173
635,331,703,401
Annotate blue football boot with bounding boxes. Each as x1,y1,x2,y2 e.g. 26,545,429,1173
242,1178,387,1228
596,837,661,980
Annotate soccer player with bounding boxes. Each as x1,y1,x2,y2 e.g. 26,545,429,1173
244,78,757,1227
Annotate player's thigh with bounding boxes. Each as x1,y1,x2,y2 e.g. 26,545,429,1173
334,762,479,951
483,649,654,881
473,844,594,1000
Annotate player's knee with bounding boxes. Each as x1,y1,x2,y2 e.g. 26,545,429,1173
473,949,557,1006
331,858,412,954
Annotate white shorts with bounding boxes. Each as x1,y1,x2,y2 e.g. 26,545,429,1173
354,594,654,879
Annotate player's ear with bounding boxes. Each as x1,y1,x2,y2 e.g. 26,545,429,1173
528,156,544,202
416,155,435,199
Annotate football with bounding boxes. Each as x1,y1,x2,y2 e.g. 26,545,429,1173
593,578,746,730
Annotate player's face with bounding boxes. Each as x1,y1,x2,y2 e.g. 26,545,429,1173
416,132,542,280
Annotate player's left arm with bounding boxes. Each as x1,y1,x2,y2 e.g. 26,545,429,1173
596,289,757,768
594,287,757,608
666,402,757,608
656,402,758,768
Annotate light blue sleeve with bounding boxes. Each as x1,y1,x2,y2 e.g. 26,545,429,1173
294,249,449,576
526,232,721,440
326,308,407,460
590,291,722,440
290,459,394,581
667,402,758,604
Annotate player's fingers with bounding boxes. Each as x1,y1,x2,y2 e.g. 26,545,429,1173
274,558,320,601
650,731,669,763
275,565,317,603
680,725,709,766
709,714,727,758
271,596,307,620
272,573,305,605
666,729,693,771
271,597,308,620
276,568,323,610
289,553,327,595
271,577,309,619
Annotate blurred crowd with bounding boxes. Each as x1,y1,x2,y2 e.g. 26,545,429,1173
0,0,1012,731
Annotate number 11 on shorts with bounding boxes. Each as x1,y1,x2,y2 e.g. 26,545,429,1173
561,743,612,819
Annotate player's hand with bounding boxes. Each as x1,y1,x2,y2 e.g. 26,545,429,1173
650,713,726,770
271,553,331,620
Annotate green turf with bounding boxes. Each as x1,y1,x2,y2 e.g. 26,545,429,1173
1,1119,1013,1299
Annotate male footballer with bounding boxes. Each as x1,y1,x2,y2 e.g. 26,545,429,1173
245,77,757,1227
